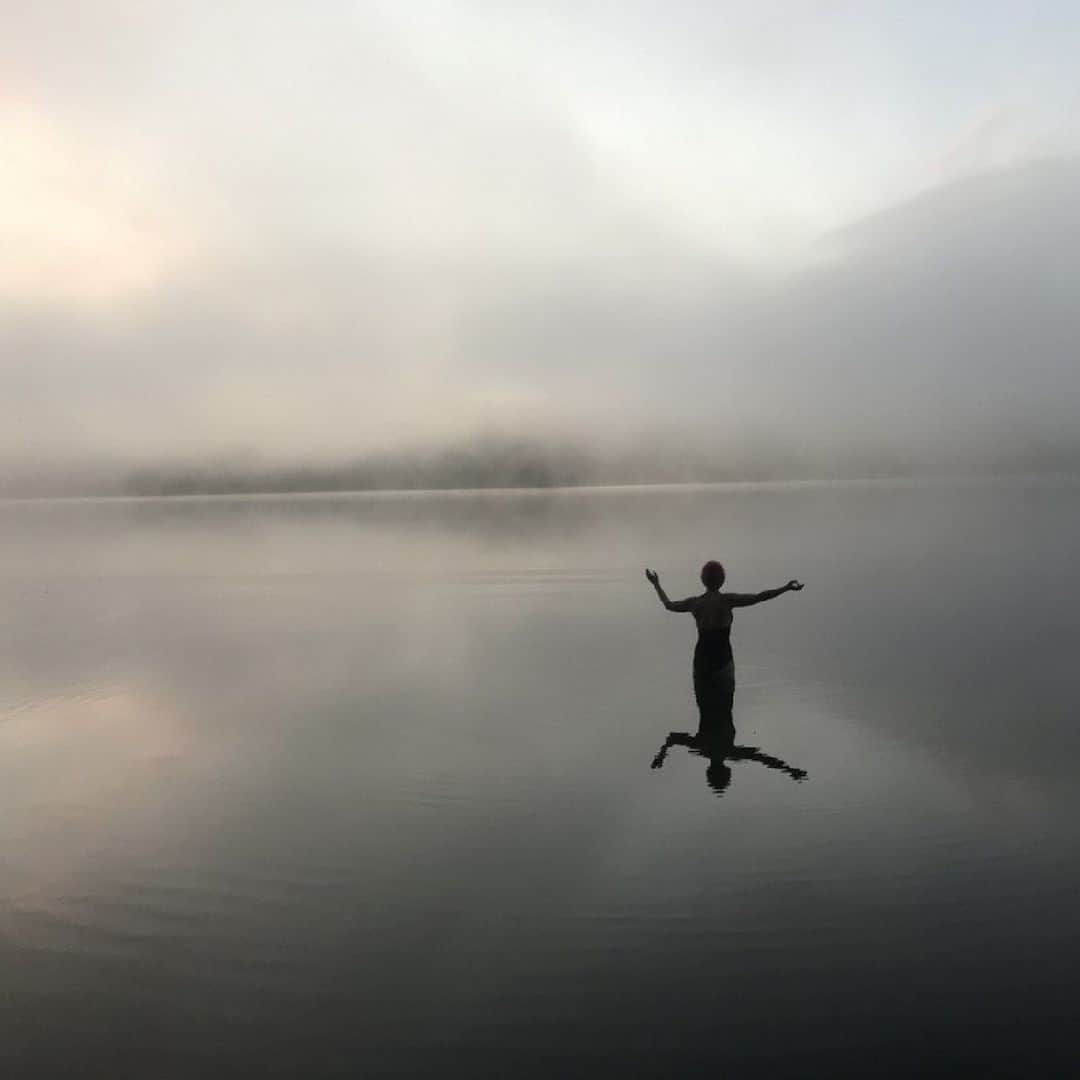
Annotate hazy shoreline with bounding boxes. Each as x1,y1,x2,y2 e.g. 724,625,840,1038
8,433,1080,501
5,469,1080,504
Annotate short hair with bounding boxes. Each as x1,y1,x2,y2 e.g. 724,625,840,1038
700,560,726,590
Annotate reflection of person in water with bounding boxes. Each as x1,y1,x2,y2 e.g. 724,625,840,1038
645,561,807,794
650,730,807,796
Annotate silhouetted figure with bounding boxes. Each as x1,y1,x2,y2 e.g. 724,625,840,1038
645,561,806,793
645,561,803,735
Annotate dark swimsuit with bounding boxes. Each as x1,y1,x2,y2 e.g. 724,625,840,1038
693,626,735,735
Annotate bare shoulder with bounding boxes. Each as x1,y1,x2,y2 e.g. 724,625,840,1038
664,592,704,614
718,591,755,608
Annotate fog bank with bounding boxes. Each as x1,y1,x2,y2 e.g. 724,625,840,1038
4,4,1080,493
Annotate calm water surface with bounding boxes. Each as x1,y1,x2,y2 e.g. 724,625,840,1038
1,481,1077,1076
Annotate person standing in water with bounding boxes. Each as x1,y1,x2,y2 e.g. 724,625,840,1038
645,562,803,736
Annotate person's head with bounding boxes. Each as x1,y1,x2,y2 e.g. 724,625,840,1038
700,560,726,592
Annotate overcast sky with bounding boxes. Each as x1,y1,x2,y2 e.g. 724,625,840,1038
4,1,1080,479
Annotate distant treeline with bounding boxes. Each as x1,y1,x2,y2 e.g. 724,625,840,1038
72,435,1080,499
126,442,600,496
124,439,821,497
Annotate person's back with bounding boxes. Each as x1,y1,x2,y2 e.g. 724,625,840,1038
691,589,734,631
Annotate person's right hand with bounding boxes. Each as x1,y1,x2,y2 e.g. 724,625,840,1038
645,568,659,587
786,579,804,592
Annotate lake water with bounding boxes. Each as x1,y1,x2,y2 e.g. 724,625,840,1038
1,480,1077,1077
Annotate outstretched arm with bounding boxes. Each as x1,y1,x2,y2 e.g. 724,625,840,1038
645,569,698,613
651,731,697,769
724,580,804,608
728,745,807,781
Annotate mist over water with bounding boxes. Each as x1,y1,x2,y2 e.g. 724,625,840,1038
2,480,1077,1076
6,3,1080,488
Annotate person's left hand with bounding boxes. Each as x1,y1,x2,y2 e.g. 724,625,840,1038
786,579,804,591
645,568,660,587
